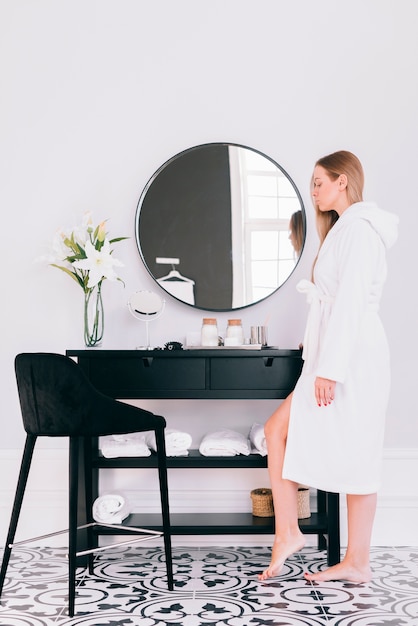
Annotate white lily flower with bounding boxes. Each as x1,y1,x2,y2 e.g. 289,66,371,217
72,226,88,247
47,230,71,264
73,240,124,288
67,212,93,247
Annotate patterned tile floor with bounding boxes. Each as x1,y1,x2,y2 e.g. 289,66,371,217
0,545,417,625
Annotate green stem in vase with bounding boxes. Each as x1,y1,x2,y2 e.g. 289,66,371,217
84,283,104,347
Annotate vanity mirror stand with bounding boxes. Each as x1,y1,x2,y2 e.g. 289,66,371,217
127,290,165,349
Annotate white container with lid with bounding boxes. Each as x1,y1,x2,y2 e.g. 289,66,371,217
226,319,244,345
201,318,218,346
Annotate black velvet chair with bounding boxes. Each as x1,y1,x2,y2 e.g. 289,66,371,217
0,353,173,616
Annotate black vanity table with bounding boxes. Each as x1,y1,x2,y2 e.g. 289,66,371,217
67,348,340,565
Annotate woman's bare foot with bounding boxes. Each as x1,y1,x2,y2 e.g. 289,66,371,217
258,533,306,581
304,559,372,583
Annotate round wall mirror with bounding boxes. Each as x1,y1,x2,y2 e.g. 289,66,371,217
136,143,306,311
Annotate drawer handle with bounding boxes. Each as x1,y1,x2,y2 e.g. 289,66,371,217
263,357,274,367
142,357,154,368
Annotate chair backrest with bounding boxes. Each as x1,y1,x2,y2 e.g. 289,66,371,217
15,353,164,437
15,353,100,436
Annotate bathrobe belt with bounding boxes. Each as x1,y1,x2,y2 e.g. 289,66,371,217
297,280,333,374
297,279,379,375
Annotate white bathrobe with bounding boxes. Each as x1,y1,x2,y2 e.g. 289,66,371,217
282,202,399,494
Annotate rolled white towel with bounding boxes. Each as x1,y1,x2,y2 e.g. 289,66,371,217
92,493,131,524
145,429,192,457
248,423,267,456
100,433,151,458
199,429,251,457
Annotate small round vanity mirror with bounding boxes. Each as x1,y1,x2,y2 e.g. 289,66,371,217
136,143,306,312
128,290,165,349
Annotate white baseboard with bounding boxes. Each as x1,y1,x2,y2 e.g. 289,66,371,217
1,447,417,547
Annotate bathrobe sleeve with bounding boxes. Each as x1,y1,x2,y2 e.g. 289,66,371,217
316,219,383,383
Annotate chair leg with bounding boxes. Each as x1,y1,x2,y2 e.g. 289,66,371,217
68,438,80,617
83,436,96,575
154,427,174,590
0,435,37,598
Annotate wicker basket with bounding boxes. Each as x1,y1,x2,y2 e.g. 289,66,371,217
250,488,274,517
297,486,311,519
250,486,311,519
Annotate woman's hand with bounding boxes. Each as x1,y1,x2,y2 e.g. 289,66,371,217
315,377,336,407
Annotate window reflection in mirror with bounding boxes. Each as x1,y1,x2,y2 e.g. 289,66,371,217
231,147,303,306
136,143,305,311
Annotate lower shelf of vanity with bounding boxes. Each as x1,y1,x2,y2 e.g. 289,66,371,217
94,449,268,469
94,451,331,537
94,512,328,536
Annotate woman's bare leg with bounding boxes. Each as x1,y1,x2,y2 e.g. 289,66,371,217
258,393,305,581
304,493,376,583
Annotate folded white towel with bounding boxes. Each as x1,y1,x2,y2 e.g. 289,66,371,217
100,433,151,458
92,493,131,524
145,429,192,457
248,423,267,456
199,429,251,457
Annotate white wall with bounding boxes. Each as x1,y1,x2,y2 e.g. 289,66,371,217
1,0,417,545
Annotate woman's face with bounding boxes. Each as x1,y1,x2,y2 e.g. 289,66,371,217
311,165,344,213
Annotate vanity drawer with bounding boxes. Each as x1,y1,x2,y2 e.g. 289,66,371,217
210,356,302,392
87,356,206,394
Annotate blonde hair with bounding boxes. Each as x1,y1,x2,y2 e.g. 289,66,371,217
289,210,304,256
313,150,364,244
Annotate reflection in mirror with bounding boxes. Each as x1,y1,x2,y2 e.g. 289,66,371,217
289,209,304,257
136,143,305,311
127,290,165,349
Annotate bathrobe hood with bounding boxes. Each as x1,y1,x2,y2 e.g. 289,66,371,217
337,202,399,250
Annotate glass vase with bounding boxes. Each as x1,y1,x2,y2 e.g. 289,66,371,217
84,284,104,347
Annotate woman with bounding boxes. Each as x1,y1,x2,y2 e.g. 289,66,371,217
259,150,398,583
